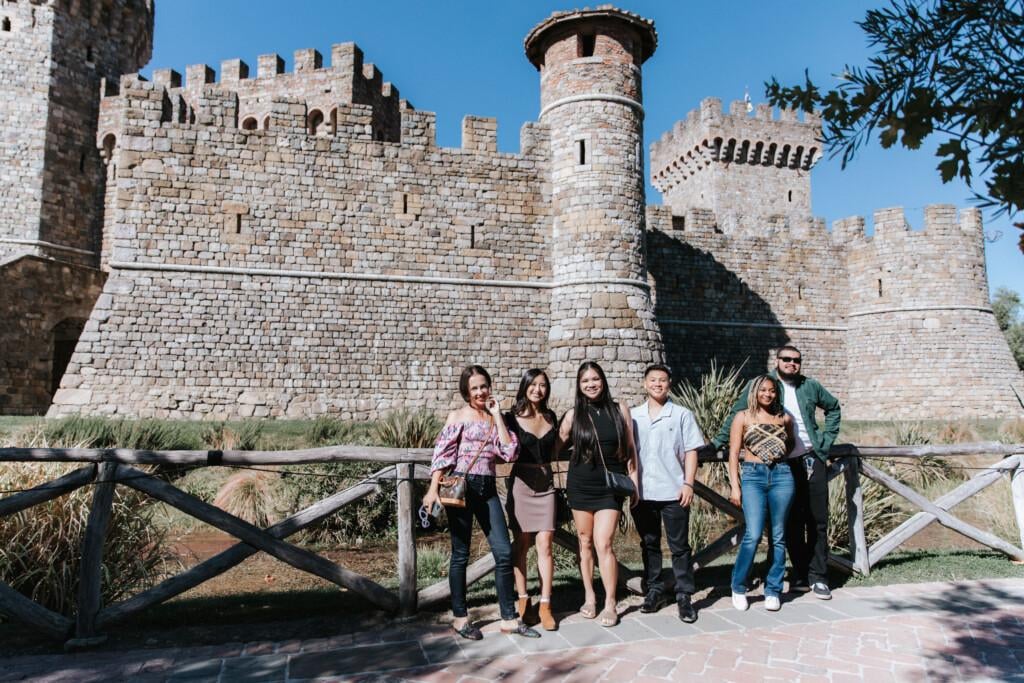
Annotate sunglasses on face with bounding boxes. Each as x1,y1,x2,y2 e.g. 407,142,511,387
778,356,802,364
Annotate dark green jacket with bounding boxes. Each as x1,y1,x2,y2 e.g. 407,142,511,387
710,371,841,462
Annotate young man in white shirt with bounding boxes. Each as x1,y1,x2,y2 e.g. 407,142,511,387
631,363,705,623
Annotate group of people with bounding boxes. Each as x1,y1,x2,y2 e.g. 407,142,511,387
421,346,841,640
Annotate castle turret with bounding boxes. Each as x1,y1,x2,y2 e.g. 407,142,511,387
843,206,1022,418
525,6,664,403
650,97,821,234
0,0,153,265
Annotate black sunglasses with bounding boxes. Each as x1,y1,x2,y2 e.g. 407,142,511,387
778,356,802,364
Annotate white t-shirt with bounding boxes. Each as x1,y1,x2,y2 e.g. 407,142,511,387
781,380,812,457
632,400,705,502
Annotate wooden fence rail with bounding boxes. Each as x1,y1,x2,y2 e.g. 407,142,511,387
0,441,1020,647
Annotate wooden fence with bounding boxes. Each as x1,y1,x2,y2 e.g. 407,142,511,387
0,441,1021,647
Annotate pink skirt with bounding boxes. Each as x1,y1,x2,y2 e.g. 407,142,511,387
506,464,556,533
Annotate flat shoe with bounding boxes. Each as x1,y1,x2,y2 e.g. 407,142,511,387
452,623,483,641
501,621,541,638
598,607,618,627
578,602,597,619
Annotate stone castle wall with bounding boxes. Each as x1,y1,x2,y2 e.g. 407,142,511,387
51,60,556,419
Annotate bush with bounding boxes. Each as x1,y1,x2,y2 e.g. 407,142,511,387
415,544,450,582
43,416,202,450
0,462,175,616
200,421,264,450
212,471,280,528
672,361,746,441
372,409,443,448
998,418,1024,444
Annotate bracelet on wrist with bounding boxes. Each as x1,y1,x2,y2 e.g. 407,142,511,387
681,482,693,489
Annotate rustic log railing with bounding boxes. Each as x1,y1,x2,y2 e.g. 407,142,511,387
0,441,1021,646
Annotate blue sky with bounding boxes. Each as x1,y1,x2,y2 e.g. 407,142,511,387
144,0,1022,299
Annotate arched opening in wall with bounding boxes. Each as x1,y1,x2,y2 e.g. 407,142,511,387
2,17,11,32
307,109,324,136
262,115,271,131
100,133,116,165
50,319,86,397
241,117,258,131
578,33,596,57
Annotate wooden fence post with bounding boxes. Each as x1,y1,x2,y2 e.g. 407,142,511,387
396,462,418,616
70,461,118,647
843,457,869,575
1012,459,1024,562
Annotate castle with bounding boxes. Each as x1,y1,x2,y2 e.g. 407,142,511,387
1,2,1020,421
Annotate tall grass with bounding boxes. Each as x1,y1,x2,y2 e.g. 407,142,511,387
672,360,746,443
212,471,280,528
372,409,442,448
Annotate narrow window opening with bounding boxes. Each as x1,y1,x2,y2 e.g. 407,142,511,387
402,193,408,214
233,214,242,235
78,150,86,172
579,33,595,57
577,139,586,165
797,283,803,300
470,224,476,249
788,190,793,202
877,279,883,297
671,216,685,231
85,45,94,63
2,17,11,31
262,116,271,131
307,109,324,136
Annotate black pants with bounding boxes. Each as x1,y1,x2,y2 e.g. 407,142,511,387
786,455,829,584
631,499,695,599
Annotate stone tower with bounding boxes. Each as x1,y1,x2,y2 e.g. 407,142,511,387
838,206,1023,419
524,6,664,404
651,97,821,234
0,0,153,414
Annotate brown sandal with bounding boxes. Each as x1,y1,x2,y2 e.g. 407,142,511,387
598,606,618,627
578,601,597,619
538,600,557,631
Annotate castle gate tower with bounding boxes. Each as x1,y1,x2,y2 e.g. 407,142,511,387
525,7,664,404
0,0,153,414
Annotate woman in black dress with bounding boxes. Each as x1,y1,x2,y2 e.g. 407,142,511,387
557,361,638,627
503,369,559,631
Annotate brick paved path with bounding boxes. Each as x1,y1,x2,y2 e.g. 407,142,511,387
3,578,1023,682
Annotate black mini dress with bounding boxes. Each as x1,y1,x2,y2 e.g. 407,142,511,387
566,403,628,512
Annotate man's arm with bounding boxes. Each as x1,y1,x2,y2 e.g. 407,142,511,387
816,382,842,456
710,382,750,451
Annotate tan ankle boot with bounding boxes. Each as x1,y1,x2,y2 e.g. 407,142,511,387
538,600,556,631
516,596,531,621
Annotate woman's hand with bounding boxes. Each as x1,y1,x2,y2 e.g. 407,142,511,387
485,396,502,418
729,486,741,508
422,487,440,513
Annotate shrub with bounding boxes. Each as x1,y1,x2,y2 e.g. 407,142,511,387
672,360,746,441
201,421,265,450
42,416,201,450
998,418,1024,444
372,409,443,449
415,544,450,582
826,474,903,551
212,471,280,528
935,421,980,444
0,462,175,616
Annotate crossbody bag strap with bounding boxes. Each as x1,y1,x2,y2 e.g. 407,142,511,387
585,409,610,470
459,417,495,474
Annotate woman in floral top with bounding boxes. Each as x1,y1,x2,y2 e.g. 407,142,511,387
422,365,540,640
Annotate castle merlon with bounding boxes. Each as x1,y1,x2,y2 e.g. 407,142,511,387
831,205,984,242
651,96,822,194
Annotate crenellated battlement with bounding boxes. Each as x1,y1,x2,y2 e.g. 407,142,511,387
646,203,829,240
651,96,822,195
830,204,984,244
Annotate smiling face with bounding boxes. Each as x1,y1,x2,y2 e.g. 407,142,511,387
526,373,549,406
466,372,491,410
644,369,671,402
579,368,604,401
755,378,777,410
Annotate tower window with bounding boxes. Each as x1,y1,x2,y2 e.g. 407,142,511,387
579,34,595,57
577,139,586,165
470,224,476,249
402,193,408,214
85,45,94,62
232,214,242,234
788,190,793,202
2,17,11,32
241,117,258,131
877,279,883,297
307,109,324,136
78,150,87,172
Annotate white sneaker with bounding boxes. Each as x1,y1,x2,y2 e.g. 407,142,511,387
731,591,749,611
764,595,781,611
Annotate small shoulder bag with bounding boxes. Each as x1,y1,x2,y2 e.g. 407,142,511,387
587,409,635,498
438,420,494,508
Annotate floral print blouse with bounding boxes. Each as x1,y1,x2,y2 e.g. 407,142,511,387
431,420,519,476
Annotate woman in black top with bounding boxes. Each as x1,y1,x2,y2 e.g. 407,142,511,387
503,369,559,631
558,361,638,627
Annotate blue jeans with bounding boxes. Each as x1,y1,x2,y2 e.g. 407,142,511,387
447,474,516,620
731,462,795,598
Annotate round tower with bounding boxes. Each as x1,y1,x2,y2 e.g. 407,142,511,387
0,0,153,266
525,6,664,404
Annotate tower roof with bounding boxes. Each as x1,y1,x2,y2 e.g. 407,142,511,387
524,5,657,69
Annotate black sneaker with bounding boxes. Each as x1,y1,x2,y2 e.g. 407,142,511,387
677,596,697,623
640,591,669,613
812,582,832,600
789,579,811,594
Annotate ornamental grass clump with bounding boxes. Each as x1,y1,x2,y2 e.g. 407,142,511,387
372,409,443,449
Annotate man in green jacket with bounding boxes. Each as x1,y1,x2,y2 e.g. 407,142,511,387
708,345,841,599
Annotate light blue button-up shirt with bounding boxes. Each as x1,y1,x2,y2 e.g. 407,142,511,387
632,400,705,502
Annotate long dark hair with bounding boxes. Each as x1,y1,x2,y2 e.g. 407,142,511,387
571,361,626,464
512,368,555,424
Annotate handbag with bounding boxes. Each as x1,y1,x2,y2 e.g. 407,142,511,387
438,419,494,508
587,410,636,498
